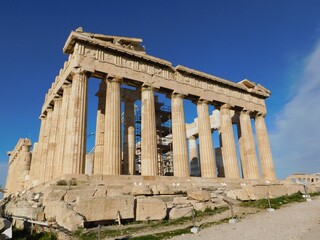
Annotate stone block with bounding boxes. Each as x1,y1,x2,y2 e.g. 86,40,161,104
187,189,211,201
192,201,216,211
226,190,237,200
151,185,175,195
169,206,193,220
233,189,250,201
211,198,229,208
43,190,67,206
173,197,189,205
93,188,107,197
285,185,304,195
74,196,134,221
132,185,153,196
64,189,96,204
45,201,83,231
247,186,268,200
7,206,43,219
135,198,167,221
269,185,286,198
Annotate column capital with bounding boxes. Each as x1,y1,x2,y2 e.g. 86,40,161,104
71,67,91,77
171,92,185,99
141,85,155,92
61,83,72,90
188,135,196,140
256,111,266,118
219,103,233,110
239,108,252,115
197,99,209,105
106,74,123,83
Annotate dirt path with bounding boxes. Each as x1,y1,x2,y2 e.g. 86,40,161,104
171,197,320,240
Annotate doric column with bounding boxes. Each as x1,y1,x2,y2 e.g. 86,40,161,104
123,97,136,175
64,70,88,174
197,100,216,178
255,113,276,180
239,109,260,179
29,116,46,184
219,104,240,178
188,135,200,176
103,76,122,175
55,84,72,176
46,97,62,181
93,79,106,175
141,86,158,176
39,108,53,183
171,93,189,177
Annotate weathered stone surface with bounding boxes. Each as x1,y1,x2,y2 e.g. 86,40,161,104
74,196,134,221
93,188,107,197
169,206,193,220
173,197,189,205
136,198,167,221
192,201,216,211
231,189,250,201
226,190,237,200
151,185,175,195
43,190,67,206
187,189,211,201
64,189,95,204
132,185,153,196
269,185,287,198
211,198,228,208
44,201,83,231
5,205,43,219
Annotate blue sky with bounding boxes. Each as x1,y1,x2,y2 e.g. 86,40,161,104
1,0,320,190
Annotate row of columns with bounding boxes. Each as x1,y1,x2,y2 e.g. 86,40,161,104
187,104,276,180
30,70,275,186
30,70,89,184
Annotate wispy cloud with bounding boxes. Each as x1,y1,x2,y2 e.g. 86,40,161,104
270,41,320,178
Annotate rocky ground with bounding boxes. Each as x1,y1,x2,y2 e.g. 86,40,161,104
171,196,320,240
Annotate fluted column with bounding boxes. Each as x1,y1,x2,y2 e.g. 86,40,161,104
46,97,62,181
103,76,122,175
188,135,200,176
255,113,276,180
219,104,240,178
39,108,53,183
123,97,136,175
29,116,46,184
197,100,216,178
141,86,158,176
171,93,189,177
55,84,72,176
239,109,260,179
93,80,106,175
64,70,88,174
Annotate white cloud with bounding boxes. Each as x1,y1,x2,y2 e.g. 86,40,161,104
270,41,320,179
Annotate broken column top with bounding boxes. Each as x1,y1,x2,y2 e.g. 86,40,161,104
64,27,145,54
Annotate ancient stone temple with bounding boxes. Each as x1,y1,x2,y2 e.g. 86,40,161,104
6,28,276,195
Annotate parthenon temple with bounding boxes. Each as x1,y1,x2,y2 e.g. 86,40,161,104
6,28,276,194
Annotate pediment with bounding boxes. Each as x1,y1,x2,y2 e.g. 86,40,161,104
237,79,271,95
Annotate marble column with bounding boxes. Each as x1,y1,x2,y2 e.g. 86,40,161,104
46,97,62,181
55,84,72,176
141,86,158,176
197,100,216,178
188,135,200,176
219,104,240,178
94,79,106,175
64,70,88,174
39,108,53,182
239,109,260,179
123,97,136,175
237,122,245,178
29,116,46,184
255,113,276,180
103,76,122,175
171,93,189,177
